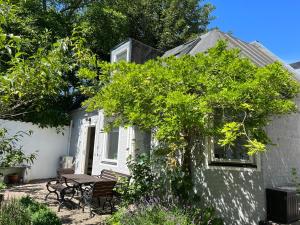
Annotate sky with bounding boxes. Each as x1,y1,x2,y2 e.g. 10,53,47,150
206,0,300,63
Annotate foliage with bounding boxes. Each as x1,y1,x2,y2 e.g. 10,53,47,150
117,153,193,203
20,196,61,225
0,182,6,191
291,168,300,192
0,0,214,127
0,128,37,167
2,0,214,57
31,208,62,225
82,40,300,194
0,1,95,127
0,198,31,225
106,196,223,225
116,154,156,204
82,0,215,56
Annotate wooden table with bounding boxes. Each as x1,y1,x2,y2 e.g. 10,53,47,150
62,174,105,185
59,174,107,210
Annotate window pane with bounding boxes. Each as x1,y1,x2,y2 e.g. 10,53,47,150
116,50,127,62
106,128,119,160
214,136,249,160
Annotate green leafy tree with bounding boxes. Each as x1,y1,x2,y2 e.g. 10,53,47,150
82,0,215,57
0,3,91,127
82,41,300,195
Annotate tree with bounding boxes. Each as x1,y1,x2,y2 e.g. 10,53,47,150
83,0,215,57
0,0,215,127
81,41,300,195
0,1,96,127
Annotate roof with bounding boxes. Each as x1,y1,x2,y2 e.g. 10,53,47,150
163,29,300,80
290,61,300,69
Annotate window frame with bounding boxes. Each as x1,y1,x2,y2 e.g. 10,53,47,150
111,40,131,63
102,127,120,164
207,137,257,168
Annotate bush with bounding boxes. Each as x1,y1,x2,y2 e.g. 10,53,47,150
116,153,156,204
0,196,61,225
19,195,47,213
106,196,223,225
0,198,31,225
107,206,190,225
31,208,62,225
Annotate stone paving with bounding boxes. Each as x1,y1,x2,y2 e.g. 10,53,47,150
4,179,108,225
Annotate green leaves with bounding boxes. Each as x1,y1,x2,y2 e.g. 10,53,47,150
83,40,300,158
218,122,242,146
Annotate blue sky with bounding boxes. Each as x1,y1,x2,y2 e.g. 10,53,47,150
206,0,300,63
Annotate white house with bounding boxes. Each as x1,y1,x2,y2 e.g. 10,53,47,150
67,30,300,225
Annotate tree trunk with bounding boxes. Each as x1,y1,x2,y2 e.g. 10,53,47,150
180,135,193,197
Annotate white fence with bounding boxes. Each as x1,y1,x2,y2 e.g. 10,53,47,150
0,119,70,180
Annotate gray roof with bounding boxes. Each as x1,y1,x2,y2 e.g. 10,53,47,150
164,30,276,66
290,61,300,69
163,29,300,80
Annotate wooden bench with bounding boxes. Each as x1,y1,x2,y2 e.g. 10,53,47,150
81,180,117,217
98,169,131,181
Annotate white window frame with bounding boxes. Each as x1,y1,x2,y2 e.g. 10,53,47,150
111,40,131,63
206,137,258,170
102,127,120,164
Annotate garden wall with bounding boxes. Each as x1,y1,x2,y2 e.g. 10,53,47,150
0,119,70,181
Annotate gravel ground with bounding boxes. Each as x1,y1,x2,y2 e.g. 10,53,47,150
3,179,109,225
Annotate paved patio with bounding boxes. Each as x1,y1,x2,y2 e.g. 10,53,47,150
3,179,108,225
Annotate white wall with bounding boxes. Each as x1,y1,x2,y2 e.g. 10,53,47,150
69,109,150,176
0,119,70,180
263,96,300,187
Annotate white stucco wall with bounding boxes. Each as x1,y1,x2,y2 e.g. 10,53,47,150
263,96,300,187
0,119,70,180
192,147,265,225
69,109,149,176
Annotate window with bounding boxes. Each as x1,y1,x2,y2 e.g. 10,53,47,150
104,128,119,161
208,112,256,168
208,136,256,167
115,50,127,62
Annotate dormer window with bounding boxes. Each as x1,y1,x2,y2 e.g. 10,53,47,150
111,40,131,63
115,50,128,62
110,38,160,64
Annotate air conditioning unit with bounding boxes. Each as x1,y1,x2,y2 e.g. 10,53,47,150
59,156,74,169
266,187,300,223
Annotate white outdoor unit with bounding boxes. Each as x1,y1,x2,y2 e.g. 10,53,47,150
59,156,74,169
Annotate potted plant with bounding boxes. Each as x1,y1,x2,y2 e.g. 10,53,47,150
0,128,37,184
0,181,7,205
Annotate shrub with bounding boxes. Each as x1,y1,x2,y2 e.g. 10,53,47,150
0,196,61,225
107,205,190,225
0,198,31,225
19,195,47,213
106,196,223,225
116,153,156,204
31,208,62,225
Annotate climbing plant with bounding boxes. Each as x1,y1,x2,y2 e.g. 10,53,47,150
81,41,300,196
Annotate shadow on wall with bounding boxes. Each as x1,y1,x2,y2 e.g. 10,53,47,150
192,149,265,225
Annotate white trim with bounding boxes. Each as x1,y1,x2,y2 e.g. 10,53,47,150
111,40,131,63
101,127,120,164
